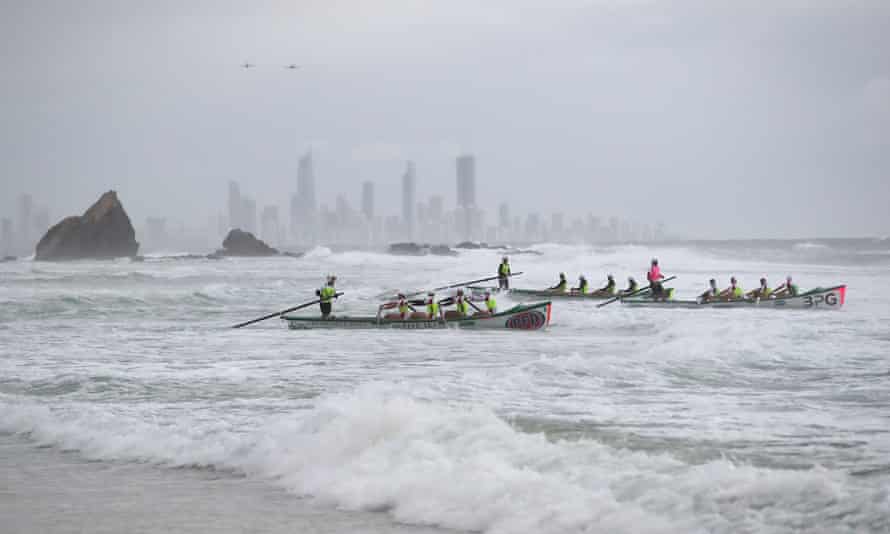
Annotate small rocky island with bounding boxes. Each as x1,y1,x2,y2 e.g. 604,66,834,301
215,229,279,256
35,191,139,261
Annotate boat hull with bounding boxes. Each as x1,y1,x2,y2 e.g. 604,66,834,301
282,302,552,330
621,285,846,310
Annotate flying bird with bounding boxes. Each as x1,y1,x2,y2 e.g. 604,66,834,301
242,62,255,69
284,64,300,70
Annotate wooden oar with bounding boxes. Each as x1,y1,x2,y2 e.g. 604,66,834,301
231,292,343,328
406,272,523,298
596,276,676,308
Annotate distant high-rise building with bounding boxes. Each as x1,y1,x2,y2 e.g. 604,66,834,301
297,151,317,216
551,212,564,239
427,195,444,222
260,206,280,244
242,198,257,234
1,218,12,256
17,194,33,251
401,162,416,237
361,181,374,220
293,151,318,244
456,155,476,208
227,182,242,230
33,208,49,238
498,203,510,229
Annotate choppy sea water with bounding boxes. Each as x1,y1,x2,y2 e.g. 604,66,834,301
2,241,889,534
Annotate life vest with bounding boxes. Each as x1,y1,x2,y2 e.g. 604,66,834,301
555,280,567,291
579,281,589,294
486,297,497,312
320,285,336,303
760,287,771,298
731,286,743,298
456,298,469,315
605,280,615,294
628,282,639,293
427,301,439,316
398,300,409,314
647,265,662,283
499,263,511,276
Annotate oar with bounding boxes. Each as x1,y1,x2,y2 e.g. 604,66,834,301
406,272,523,298
596,276,676,308
231,292,343,328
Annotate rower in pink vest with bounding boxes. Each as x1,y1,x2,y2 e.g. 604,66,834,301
647,258,667,300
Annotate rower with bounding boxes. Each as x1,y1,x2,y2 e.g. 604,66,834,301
454,289,471,317
550,272,568,292
621,276,639,296
316,275,338,318
699,278,719,302
572,275,589,294
773,276,799,298
397,293,411,319
746,278,772,299
498,256,511,290
484,290,497,314
647,258,666,300
720,276,744,300
599,274,616,296
426,292,440,320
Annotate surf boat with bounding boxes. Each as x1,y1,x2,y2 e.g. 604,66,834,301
620,285,846,310
282,301,552,330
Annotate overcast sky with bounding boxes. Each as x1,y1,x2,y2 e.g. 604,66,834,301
2,0,889,239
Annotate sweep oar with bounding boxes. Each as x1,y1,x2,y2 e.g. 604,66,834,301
596,276,677,309
406,272,523,298
231,293,343,328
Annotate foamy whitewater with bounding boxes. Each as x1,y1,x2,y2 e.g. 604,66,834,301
2,241,889,533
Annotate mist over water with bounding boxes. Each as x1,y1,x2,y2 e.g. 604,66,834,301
2,241,890,533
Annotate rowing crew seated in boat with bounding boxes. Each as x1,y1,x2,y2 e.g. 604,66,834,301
699,275,799,302
591,274,617,297
570,275,589,294
381,289,497,321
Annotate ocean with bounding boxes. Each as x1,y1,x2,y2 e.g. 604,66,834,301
2,240,889,533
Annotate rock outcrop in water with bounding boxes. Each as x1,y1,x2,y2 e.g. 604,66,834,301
217,229,279,256
35,191,139,261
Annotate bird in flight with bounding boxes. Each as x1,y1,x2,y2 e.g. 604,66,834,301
242,62,255,69
284,64,300,70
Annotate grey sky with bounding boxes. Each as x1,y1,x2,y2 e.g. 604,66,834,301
2,0,889,239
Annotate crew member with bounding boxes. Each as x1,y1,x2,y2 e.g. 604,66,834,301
699,279,719,302
397,293,411,319
426,292,440,319
498,256,511,290
485,290,497,313
316,275,338,318
720,276,744,300
551,272,568,292
596,274,616,296
454,289,471,317
621,276,639,296
572,275,590,295
773,276,799,298
647,258,666,299
746,278,772,300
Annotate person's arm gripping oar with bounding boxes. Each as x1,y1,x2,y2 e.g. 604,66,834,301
596,276,676,309
406,272,524,298
231,292,344,328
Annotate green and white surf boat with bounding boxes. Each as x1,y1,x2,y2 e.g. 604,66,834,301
282,301,552,330
620,285,847,310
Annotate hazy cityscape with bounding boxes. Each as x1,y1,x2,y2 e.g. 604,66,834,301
3,151,669,257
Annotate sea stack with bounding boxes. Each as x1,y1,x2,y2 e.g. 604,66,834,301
35,191,139,261
218,229,279,256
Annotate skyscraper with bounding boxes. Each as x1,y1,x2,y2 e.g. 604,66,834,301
456,155,476,208
361,181,374,220
227,181,242,230
297,151,317,216
401,162,416,238
1,218,12,256
17,193,33,251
